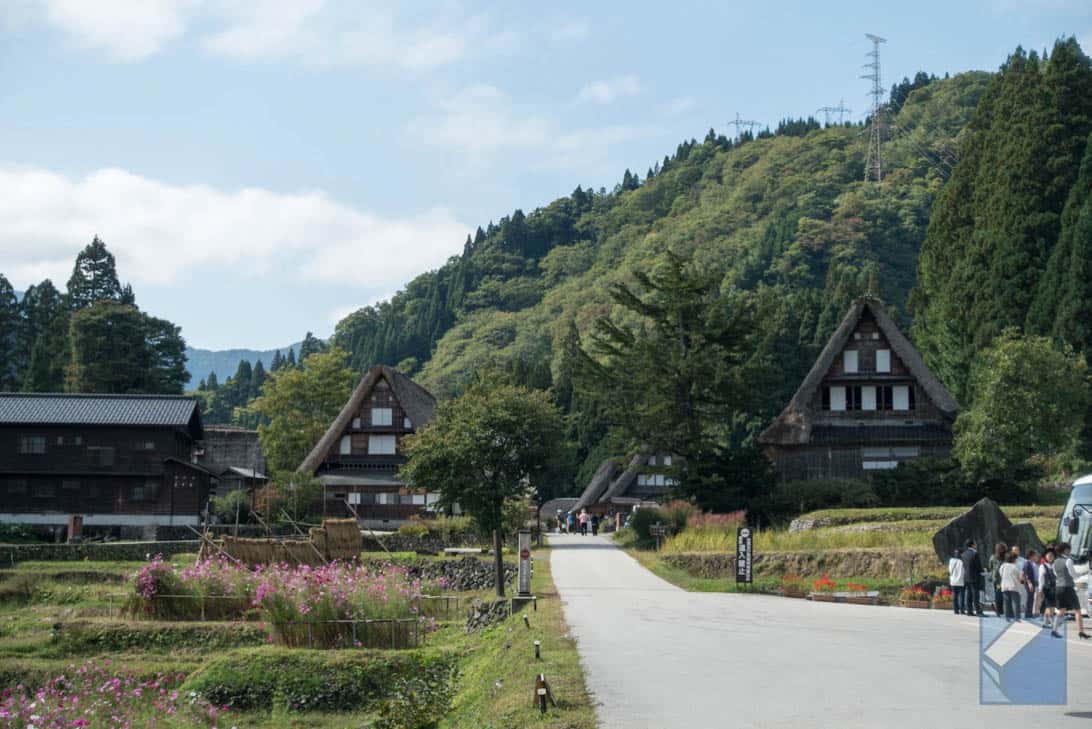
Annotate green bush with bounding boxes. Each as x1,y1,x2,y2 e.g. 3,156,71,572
373,665,459,729
209,489,253,525
183,647,457,712
765,478,878,522
630,508,666,549
0,524,42,544
398,522,429,539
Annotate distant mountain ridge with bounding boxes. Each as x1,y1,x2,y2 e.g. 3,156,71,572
185,343,301,387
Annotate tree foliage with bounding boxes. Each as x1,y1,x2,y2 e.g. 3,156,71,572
954,331,1089,482
401,382,567,596
247,346,356,473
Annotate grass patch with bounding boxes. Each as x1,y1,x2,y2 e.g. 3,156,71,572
797,504,1063,526
441,551,595,729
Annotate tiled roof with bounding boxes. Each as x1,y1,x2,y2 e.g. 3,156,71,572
0,393,199,427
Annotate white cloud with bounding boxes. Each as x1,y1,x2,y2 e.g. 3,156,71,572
577,75,642,104
0,165,468,292
662,96,697,116
28,0,500,70
1080,30,1092,54
406,85,655,173
39,0,195,60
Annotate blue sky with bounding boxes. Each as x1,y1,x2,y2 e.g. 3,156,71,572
1,0,1088,350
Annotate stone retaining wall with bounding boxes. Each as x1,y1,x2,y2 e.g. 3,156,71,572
663,548,942,580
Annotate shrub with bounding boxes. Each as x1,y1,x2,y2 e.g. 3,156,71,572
209,489,253,525
629,508,666,549
0,524,41,544
659,500,698,535
398,523,430,539
373,664,459,729
766,479,878,521
183,647,457,712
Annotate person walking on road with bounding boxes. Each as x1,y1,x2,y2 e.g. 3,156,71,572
948,548,966,615
579,510,589,536
961,540,985,616
1011,545,1028,616
999,552,1024,620
1052,542,1089,639
989,543,1008,617
591,514,600,536
1022,548,1039,618
567,511,576,534
1039,547,1057,629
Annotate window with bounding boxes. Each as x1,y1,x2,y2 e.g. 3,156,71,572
404,417,413,429
872,332,880,340
853,332,862,340
878,386,894,411
62,479,80,490
18,436,46,455
7,479,27,495
87,446,115,466
861,386,877,411
845,386,862,411
339,435,352,455
368,435,397,455
34,482,56,498
137,441,156,451
828,385,846,411
893,385,912,411
843,350,859,373
663,455,672,466
648,455,656,466
352,417,361,429
371,407,393,426
876,349,891,373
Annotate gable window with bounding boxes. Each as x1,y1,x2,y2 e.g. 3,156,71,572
861,385,877,411
18,436,46,455
403,417,412,429
137,441,156,451
663,455,672,466
368,435,397,455
648,455,656,466
352,417,361,429
371,407,393,426
845,386,862,411
843,350,859,373
893,385,914,411
828,385,846,411
876,349,891,373
878,386,894,410
339,435,352,455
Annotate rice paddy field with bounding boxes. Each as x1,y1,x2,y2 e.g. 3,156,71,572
0,549,593,729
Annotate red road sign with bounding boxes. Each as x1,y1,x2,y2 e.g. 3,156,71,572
520,548,531,559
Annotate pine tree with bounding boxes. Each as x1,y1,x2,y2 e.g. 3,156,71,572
0,274,20,389
206,371,219,390
250,359,267,400
298,332,325,362
270,350,284,372
141,314,188,394
286,348,297,368
18,279,68,391
66,237,124,310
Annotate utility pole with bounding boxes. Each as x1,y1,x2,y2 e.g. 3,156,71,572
816,99,851,127
728,112,760,141
861,33,887,182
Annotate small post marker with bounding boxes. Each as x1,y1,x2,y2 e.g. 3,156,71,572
533,673,556,714
534,640,541,660
523,614,530,629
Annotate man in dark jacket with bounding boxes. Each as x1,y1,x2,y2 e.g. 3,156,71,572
962,539,985,616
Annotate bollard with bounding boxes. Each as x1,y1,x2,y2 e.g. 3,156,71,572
523,614,530,629
534,640,541,660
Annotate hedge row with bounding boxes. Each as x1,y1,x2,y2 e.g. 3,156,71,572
182,646,457,712
0,541,200,565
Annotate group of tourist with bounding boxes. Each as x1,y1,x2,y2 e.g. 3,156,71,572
947,538,1091,639
557,509,600,536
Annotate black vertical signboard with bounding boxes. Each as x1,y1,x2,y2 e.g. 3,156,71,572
736,527,753,583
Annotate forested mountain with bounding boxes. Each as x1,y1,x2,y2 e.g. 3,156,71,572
912,39,1092,403
185,342,301,389
329,68,990,480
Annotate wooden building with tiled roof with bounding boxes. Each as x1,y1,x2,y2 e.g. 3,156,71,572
758,297,957,481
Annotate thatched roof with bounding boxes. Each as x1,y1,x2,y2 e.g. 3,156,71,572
298,365,436,474
759,297,957,446
599,452,647,502
572,458,622,511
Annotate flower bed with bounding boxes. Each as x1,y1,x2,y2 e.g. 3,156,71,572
0,659,223,728
125,557,442,648
899,586,932,608
808,575,880,605
932,588,954,610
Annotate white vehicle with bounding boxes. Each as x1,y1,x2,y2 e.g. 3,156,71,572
1059,474,1092,615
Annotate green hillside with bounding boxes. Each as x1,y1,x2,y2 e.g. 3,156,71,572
329,71,989,478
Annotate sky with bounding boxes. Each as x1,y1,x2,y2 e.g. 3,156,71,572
0,1,1088,350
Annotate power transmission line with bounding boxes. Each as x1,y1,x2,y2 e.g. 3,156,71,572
861,33,886,182
816,99,851,126
728,112,760,140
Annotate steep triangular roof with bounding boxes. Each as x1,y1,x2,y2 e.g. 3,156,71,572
758,297,957,446
599,452,646,502
298,365,436,474
572,457,622,511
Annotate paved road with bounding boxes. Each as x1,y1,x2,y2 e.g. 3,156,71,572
549,533,1092,729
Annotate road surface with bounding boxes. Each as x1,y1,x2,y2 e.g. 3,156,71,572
549,533,1092,728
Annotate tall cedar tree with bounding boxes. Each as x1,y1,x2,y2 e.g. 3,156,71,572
578,252,771,513
0,275,20,389
66,236,125,310
66,302,188,394
912,39,1092,402
19,279,68,391
247,347,356,473
401,382,567,597
298,332,325,362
